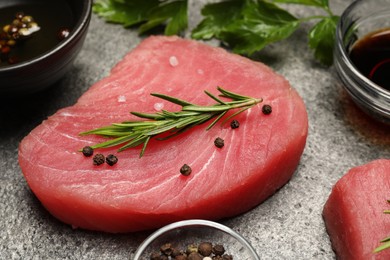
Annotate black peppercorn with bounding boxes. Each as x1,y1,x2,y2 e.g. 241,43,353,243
212,244,225,256
198,242,213,256
222,254,233,260
81,146,94,157
105,154,118,166
262,104,272,115
93,154,105,166
214,137,224,148
230,120,240,129
180,164,192,176
187,252,202,260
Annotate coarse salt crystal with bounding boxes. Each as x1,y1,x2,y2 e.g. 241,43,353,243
154,102,164,111
169,56,179,67
117,95,126,103
197,69,204,75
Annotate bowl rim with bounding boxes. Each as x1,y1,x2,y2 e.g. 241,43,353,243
133,219,260,259
336,0,390,96
0,0,92,72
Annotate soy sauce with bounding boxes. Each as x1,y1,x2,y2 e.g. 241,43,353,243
0,1,74,67
349,28,390,91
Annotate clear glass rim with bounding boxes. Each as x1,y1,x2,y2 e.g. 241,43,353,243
336,0,390,97
133,219,260,260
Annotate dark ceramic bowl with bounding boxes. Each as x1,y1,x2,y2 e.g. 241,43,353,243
0,0,92,95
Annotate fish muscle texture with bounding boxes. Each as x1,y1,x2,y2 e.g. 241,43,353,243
323,159,390,260
19,36,308,233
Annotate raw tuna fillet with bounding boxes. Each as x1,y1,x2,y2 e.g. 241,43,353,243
18,36,308,233
323,159,390,260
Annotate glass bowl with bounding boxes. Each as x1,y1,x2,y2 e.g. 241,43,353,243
334,0,390,124
0,0,92,95
133,219,260,260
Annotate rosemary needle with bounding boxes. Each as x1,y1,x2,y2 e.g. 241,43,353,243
80,87,262,158
373,200,390,253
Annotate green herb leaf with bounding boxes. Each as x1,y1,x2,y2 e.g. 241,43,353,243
271,0,328,8
93,0,160,27
93,0,188,35
93,0,340,65
308,15,339,66
139,0,188,35
191,0,245,40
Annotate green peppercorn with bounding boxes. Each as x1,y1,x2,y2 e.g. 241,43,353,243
93,154,105,166
180,164,192,176
82,146,94,157
105,154,118,166
214,137,224,148
230,120,240,129
262,104,272,115
186,244,198,254
198,242,213,256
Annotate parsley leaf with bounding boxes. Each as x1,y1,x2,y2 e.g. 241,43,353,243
191,0,245,40
195,0,300,55
271,0,329,8
93,0,160,27
93,0,340,66
93,0,187,35
308,15,339,66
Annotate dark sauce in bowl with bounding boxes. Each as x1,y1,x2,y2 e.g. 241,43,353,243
349,28,390,91
0,0,74,67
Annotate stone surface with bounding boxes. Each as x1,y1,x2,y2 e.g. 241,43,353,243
1,1,389,259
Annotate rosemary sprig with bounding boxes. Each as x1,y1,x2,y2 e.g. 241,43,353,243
374,200,390,253
80,87,262,157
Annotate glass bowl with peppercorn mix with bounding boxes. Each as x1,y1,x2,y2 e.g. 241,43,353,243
334,0,390,123
133,219,260,260
0,0,92,95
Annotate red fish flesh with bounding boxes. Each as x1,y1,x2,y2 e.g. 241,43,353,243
323,159,390,260
18,36,308,233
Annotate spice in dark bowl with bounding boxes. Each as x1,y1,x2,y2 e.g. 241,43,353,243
0,0,92,95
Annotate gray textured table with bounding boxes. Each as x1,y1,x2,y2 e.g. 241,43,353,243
1,1,389,259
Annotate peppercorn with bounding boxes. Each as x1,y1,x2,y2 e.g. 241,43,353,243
214,137,224,148
212,244,225,256
175,255,188,260
171,247,183,258
160,243,173,256
262,104,272,115
186,244,198,254
81,146,94,157
105,154,118,166
150,252,161,260
198,242,213,256
180,164,192,176
222,254,233,260
230,119,240,129
93,154,105,166
187,252,202,260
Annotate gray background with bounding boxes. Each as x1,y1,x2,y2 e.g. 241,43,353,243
1,0,389,259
